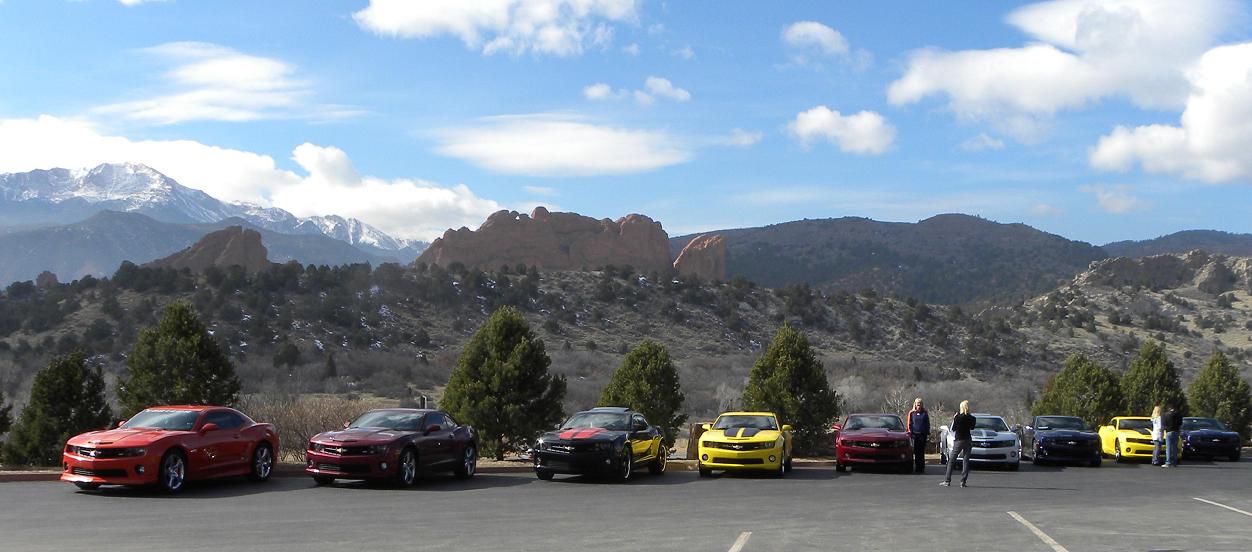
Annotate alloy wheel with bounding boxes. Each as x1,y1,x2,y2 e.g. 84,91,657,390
164,453,185,492
254,445,273,480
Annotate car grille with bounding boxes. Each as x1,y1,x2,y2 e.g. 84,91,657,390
70,467,128,478
545,442,600,453
704,441,773,451
317,463,371,474
973,440,1015,448
1127,438,1153,445
846,440,908,449
65,446,133,459
970,453,1007,460
712,457,764,465
316,445,377,456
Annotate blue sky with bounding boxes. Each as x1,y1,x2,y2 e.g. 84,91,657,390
1,0,1250,244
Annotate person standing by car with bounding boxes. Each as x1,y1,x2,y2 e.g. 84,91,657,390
1150,405,1164,466
905,397,930,474
942,400,976,487
1162,404,1183,468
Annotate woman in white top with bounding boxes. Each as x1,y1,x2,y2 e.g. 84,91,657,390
1150,405,1164,466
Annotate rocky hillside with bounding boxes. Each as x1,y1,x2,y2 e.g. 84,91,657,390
670,214,1108,305
147,226,272,274
1103,230,1252,258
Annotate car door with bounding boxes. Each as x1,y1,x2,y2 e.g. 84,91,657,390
205,410,250,473
629,414,655,463
416,413,453,469
1098,421,1114,455
191,411,238,477
1022,417,1038,454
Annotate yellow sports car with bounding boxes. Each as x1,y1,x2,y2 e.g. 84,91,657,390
697,411,793,477
1098,416,1163,462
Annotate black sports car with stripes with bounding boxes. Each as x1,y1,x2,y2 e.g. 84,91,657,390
533,407,667,482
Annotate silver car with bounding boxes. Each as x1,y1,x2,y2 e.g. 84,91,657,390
939,413,1021,470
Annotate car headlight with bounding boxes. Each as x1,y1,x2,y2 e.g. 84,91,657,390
115,447,146,457
310,442,325,452
596,442,613,451
368,444,389,455
895,440,910,448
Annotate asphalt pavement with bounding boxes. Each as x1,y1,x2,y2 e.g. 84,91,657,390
2,458,1250,552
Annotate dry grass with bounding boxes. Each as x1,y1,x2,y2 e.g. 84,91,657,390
236,393,398,461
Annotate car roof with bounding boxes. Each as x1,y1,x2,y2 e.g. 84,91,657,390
587,407,631,413
368,408,434,414
144,405,216,411
1035,415,1082,418
972,413,1004,418
847,413,903,418
718,411,777,417
1113,416,1150,420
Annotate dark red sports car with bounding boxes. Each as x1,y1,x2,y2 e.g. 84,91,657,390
306,408,478,487
61,405,279,493
833,413,913,473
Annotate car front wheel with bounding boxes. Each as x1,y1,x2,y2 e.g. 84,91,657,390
395,448,417,487
615,449,632,483
159,450,187,494
454,445,476,479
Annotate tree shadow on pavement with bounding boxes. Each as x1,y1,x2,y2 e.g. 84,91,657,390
73,476,306,499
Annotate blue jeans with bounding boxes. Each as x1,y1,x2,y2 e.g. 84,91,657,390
1152,439,1162,464
1165,431,1179,466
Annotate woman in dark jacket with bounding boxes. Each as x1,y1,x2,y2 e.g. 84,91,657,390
943,400,976,488
905,397,930,474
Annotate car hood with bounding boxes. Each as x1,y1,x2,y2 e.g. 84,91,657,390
1183,429,1240,439
313,427,410,445
540,427,626,443
840,428,908,440
1037,429,1097,439
969,429,1016,441
67,428,182,447
704,428,782,442
1117,427,1153,437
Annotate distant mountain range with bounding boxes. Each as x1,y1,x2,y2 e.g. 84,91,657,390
0,162,425,255
1102,230,1252,258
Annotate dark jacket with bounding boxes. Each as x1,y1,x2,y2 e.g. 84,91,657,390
951,413,976,441
907,410,930,436
1163,410,1182,433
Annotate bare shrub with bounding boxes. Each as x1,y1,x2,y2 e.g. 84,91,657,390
236,394,393,461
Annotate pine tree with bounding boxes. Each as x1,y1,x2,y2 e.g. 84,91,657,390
3,353,112,466
599,340,686,447
323,353,338,379
1188,351,1252,438
1121,341,1188,415
741,324,840,452
442,307,566,460
1032,354,1125,428
0,393,11,437
118,301,240,416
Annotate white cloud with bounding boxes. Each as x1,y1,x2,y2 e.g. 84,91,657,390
888,0,1238,139
782,21,848,56
642,76,690,102
622,43,640,55
94,42,353,125
959,133,1006,152
1090,42,1252,183
434,114,691,176
672,46,695,60
582,76,690,105
523,185,559,196
787,106,894,155
0,115,500,240
352,0,639,57
1080,184,1146,214
1031,203,1063,216
722,128,763,147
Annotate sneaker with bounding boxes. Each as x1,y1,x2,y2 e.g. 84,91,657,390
1161,464,1171,468
960,481,967,488
940,481,950,487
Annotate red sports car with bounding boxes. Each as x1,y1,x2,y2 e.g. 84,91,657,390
833,413,914,473
306,408,478,487
62,405,279,493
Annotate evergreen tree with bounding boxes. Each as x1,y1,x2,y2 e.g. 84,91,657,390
0,393,11,437
442,306,566,460
1032,354,1125,428
1188,351,1252,439
118,302,240,416
599,340,686,447
3,353,112,466
1121,341,1188,415
741,324,840,452
324,353,338,379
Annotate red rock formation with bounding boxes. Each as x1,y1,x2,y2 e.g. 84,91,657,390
147,226,272,274
673,234,726,281
35,270,59,288
416,207,673,274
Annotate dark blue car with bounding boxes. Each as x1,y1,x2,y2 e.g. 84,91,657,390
1181,417,1242,462
1021,415,1102,467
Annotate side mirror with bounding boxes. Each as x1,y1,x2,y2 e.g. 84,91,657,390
425,425,441,435
343,421,351,429
554,423,562,430
829,423,841,432
700,423,711,431
116,420,127,429
1025,425,1034,432
199,423,220,435
782,424,793,432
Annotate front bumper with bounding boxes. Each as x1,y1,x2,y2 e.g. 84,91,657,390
1183,440,1240,458
61,452,159,487
1115,438,1156,458
533,449,617,474
837,444,911,465
697,444,784,471
1035,441,1101,463
305,449,398,480
958,444,1020,464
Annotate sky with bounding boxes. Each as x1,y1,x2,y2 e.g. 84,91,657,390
0,0,1250,245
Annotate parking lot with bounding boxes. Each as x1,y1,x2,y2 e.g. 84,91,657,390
1,458,1250,551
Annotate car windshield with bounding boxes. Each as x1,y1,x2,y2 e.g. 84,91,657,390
974,417,1009,432
845,415,904,431
1183,418,1227,431
1118,419,1152,431
349,411,424,431
714,415,778,430
1036,416,1087,431
122,409,201,431
560,412,629,431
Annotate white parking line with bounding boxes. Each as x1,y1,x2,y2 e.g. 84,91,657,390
1007,511,1069,552
1194,497,1252,518
727,531,752,552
